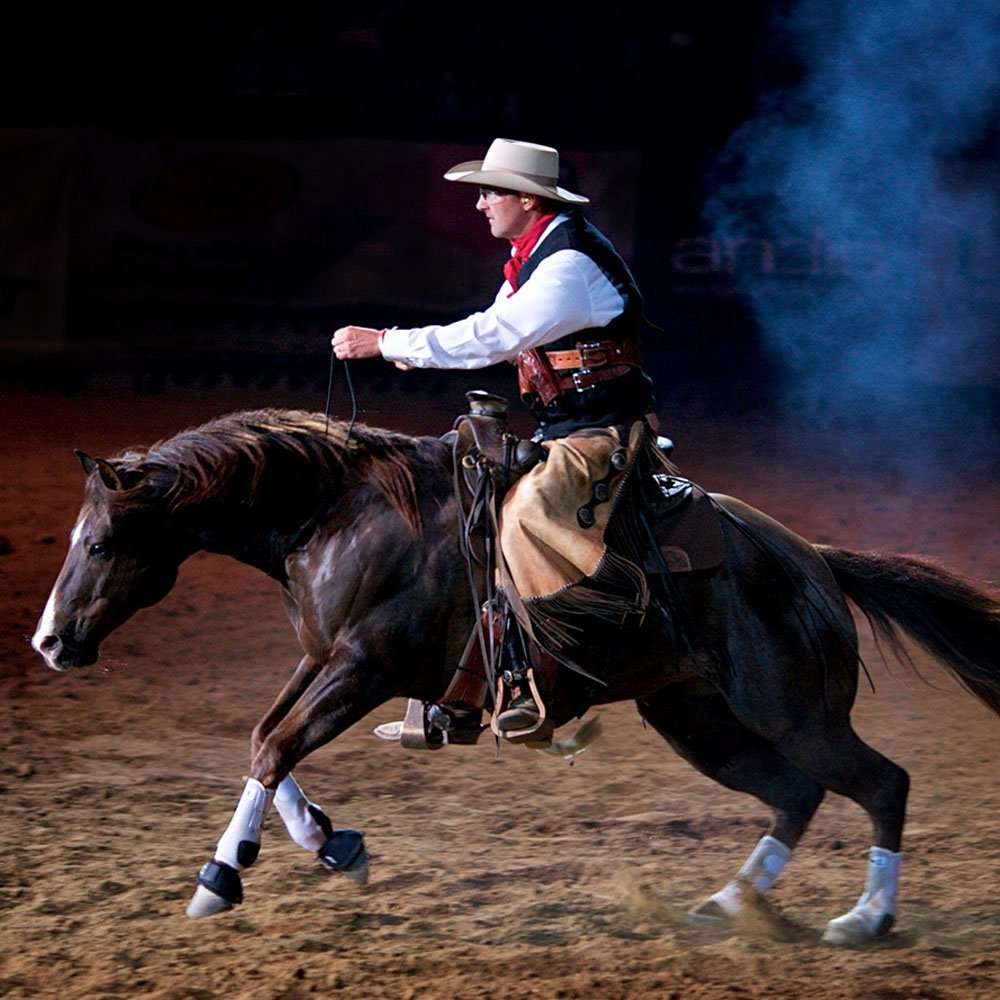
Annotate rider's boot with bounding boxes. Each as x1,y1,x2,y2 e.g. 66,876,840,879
496,668,541,732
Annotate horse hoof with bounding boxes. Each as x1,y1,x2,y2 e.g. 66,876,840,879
343,854,369,886
685,897,731,925
186,858,244,918
318,829,369,885
822,911,894,946
318,852,369,885
186,884,234,918
686,880,745,925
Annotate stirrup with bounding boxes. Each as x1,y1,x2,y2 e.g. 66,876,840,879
491,667,553,747
390,698,487,750
399,697,443,750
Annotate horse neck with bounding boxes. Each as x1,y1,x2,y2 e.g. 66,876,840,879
181,489,339,580
165,429,440,580
165,449,345,579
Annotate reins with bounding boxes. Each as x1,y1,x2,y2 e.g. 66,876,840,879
324,343,358,444
455,449,502,698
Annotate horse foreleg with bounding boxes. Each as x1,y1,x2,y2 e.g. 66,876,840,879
186,772,367,922
187,646,391,917
186,658,322,920
270,772,367,883
186,778,274,918
273,773,332,852
245,658,344,864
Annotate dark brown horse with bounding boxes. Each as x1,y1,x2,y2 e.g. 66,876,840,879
31,408,1000,945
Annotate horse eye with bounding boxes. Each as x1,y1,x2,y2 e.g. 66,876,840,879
88,543,111,561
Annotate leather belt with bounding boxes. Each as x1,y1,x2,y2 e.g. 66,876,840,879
558,364,635,393
544,339,642,371
517,334,643,407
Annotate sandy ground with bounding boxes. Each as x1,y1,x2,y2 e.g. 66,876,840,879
2,386,999,1000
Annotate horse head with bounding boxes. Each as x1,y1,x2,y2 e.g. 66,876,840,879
32,450,189,671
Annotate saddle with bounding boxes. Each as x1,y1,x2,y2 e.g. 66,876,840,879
394,393,726,751
451,389,542,491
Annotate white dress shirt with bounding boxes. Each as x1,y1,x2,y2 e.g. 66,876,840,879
379,215,627,370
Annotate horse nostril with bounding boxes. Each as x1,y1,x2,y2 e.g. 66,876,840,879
39,634,62,652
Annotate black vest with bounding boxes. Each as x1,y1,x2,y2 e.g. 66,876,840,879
516,213,653,438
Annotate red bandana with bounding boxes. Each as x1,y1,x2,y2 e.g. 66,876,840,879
503,213,558,293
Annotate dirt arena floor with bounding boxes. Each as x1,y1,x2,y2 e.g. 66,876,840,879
2,384,999,1000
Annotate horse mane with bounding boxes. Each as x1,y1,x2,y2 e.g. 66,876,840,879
111,409,430,534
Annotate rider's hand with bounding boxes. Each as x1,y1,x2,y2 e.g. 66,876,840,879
331,326,383,360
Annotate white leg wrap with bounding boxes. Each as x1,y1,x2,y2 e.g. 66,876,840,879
824,846,902,944
274,774,329,852
215,778,273,870
710,835,792,915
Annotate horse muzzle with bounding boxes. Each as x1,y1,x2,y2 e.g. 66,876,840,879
31,630,99,671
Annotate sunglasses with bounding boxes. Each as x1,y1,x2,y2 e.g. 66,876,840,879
477,187,517,203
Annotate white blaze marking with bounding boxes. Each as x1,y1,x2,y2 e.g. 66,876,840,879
32,516,88,653
32,587,60,653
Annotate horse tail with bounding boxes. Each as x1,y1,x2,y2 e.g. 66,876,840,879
817,546,1000,716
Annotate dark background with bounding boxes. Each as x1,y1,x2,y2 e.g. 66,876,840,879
6,3,783,143
2,1,998,455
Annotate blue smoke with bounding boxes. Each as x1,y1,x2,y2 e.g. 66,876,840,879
706,0,1000,466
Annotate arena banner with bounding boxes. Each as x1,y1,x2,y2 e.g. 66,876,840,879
67,133,640,319
666,159,1000,387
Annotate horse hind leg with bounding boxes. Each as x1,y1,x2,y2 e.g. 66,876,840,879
637,687,824,929
776,724,909,946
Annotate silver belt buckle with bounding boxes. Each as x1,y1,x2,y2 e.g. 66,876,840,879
571,368,593,392
578,341,609,368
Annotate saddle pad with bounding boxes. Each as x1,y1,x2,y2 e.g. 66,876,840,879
644,476,725,574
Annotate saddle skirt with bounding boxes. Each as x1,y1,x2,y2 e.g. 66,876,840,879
643,474,726,574
496,421,726,682
499,423,724,603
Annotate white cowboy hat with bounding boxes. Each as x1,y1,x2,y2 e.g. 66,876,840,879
444,138,589,204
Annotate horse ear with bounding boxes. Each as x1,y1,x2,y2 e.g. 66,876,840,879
75,450,127,491
95,458,126,492
75,450,98,476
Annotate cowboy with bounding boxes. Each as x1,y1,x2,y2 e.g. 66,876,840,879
332,138,661,736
